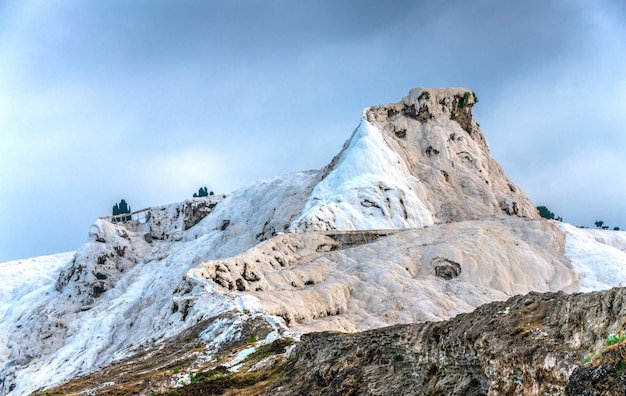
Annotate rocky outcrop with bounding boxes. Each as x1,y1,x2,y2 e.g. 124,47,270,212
566,344,626,395
56,219,152,307
270,288,626,395
292,88,538,233
148,195,225,240
367,88,538,222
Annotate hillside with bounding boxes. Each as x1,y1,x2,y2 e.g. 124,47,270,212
2,88,626,395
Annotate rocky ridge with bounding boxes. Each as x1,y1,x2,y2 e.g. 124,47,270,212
271,288,626,395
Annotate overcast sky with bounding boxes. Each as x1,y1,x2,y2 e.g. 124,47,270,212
1,0,625,262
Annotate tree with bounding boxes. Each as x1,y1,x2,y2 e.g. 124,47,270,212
595,220,604,229
112,199,132,222
193,186,211,198
537,206,555,220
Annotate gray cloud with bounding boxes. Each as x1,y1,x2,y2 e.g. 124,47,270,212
1,0,625,261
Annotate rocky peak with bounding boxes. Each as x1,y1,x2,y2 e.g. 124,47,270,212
406,88,479,133
364,87,538,222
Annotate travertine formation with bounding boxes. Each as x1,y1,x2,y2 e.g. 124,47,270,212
185,218,579,333
292,88,538,232
4,88,626,395
369,88,538,221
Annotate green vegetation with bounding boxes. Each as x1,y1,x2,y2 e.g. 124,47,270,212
189,372,204,384
583,352,600,364
537,205,562,221
421,91,431,100
459,91,471,108
208,372,231,381
244,338,295,364
583,333,626,364
537,206,555,220
472,91,479,103
450,111,457,120
617,361,626,376
112,199,132,222
605,333,626,346
593,220,620,230
193,186,212,197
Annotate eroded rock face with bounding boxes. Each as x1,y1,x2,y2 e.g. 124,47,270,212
56,219,152,307
270,288,626,396
149,195,225,240
566,345,626,395
366,87,539,222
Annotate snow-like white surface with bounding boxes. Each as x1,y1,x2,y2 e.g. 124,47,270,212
292,114,434,231
0,253,74,364
559,222,626,292
0,252,73,320
0,168,320,394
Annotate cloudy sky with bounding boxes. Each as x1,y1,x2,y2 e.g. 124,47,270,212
1,0,625,262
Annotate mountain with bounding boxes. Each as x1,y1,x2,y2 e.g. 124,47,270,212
2,88,626,395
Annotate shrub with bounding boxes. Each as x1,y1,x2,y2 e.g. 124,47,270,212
189,372,204,384
421,91,431,100
537,206,555,220
193,186,210,197
472,91,479,103
459,91,471,108
583,352,600,364
605,333,626,346
450,111,457,120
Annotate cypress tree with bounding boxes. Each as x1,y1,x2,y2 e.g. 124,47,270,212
112,199,132,222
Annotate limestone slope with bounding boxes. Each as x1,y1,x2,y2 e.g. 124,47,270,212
184,218,579,333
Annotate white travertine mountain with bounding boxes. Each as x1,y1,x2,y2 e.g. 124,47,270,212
2,88,626,395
